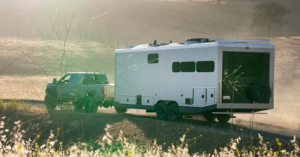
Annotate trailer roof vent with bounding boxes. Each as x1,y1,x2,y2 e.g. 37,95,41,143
184,38,209,45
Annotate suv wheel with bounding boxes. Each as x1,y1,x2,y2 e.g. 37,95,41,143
84,96,98,113
44,93,57,110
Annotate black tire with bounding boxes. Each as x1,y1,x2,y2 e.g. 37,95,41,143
203,112,216,122
216,114,231,123
168,103,182,122
73,101,83,109
247,82,271,103
44,93,57,110
156,102,168,120
114,107,127,113
84,96,98,113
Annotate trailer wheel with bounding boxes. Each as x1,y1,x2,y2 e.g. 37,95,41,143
44,93,57,110
84,96,98,113
114,107,127,113
203,112,216,122
156,102,168,120
216,114,231,123
168,103,182,122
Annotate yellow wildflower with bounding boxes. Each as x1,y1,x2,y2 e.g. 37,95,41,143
35,143,38,146
128,150,132,157
164,143,166,145
276,138,279,143
187,128,189,131
57,128,60,131
200,135,202,137
278,142,282,146
37,135,40,138
55,151,59,155
18,145,22,150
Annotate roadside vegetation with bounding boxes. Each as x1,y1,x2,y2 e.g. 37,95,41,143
0,99,299,156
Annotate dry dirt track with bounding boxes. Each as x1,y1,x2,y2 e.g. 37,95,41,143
3,99,300,144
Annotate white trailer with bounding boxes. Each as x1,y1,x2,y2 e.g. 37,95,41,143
114,38,275,122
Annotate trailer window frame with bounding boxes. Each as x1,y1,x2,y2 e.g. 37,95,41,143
196,61,215,72
148,53,159,64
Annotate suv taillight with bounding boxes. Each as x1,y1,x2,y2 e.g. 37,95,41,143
102,88,107,97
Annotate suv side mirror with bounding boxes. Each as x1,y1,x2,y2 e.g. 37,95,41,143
53,78,57,83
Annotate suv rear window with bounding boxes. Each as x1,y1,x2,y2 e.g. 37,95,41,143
82,75,109,85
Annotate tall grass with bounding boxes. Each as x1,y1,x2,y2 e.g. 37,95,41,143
0,117,299,157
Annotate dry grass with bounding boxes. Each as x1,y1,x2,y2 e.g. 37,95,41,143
0,75,52,100
0,100,297,156
0,37,116,76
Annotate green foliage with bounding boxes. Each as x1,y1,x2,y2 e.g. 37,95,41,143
251,2,291,37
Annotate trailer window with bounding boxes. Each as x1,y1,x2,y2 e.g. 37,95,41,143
148,53,159,64
181,62,195,72
172,62,180,72
197,61,214,72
